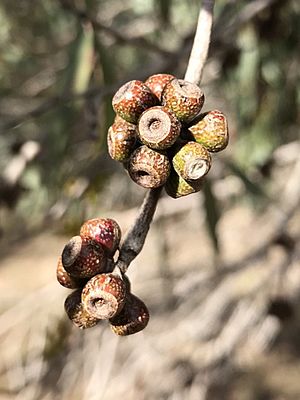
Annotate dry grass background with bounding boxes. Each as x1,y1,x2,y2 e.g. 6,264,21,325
0,145,300,400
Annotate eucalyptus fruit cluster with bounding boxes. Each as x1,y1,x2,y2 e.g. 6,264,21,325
56,218,149,335
108,74,229,198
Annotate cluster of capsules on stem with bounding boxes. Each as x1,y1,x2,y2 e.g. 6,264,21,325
108,74,229,198
56,218,149,335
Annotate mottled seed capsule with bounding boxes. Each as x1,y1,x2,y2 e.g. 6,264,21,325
64,289,99,329
80,218,121,256
172,141,211,181
162,78,204,123
137,106,181,150
81,273,127,320
110,293,150,336
128,145,171,189
107,120,137,162
62,235,107,279
56,256,86,289
188,110,229,152
144,73,175,101
112,80,158,124
165,169,204,199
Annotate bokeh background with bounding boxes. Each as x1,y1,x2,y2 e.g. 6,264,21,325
0,0,300,399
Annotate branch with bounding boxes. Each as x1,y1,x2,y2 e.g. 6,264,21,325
115,187,162,274
184,0,215,84
115,0,215,274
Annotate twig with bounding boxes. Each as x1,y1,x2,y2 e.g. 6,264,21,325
116,187,163,274
184,0,215,84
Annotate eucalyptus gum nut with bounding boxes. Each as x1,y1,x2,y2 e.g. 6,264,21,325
188,110,229,152
172,141,211,181
162,78,205,123
137,106,181,150
56,256,87,289
110,293,150,336
112,80,158,124
62,235,107,279
81,273,127,320
144,73,175,101
80,218,121,256
128,145,171,189
107,121,137,162
165,169,204,199
64,289,99,329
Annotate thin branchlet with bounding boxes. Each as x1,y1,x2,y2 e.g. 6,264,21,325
116,187,162,273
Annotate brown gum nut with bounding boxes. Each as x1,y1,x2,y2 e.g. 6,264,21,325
137,106,181,150
128,145,171,189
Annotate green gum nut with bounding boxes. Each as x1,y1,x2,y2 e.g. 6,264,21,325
188,110,229,152
172,141,211,181
165,169,204,199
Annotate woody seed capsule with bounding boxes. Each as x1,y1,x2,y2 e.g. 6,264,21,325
110,293,150,336
165,169,204,199
64,289,99,329
107,120,137,162
162,78,205,124
188,110,229,152
128,145,171,189
172,141,211,181
138,106,181,150
62,235,107,279
112,80,158,124
80,218,121,256
144,73,175,101
81,273,127,319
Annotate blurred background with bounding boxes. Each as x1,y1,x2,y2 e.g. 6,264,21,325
0,0,299,399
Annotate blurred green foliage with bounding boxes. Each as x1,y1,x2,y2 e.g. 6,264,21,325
0,0,299,242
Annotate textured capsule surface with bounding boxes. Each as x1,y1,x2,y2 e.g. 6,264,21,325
81,273,127,320
56,256,86,289
107,120,137,162
128,145,171,188
62,235,107,279
144,73,175,101
162,79,204,123
165,169,204,198
80,218,121,256
112,80,158,124
189,110,229,152
138,106,181,150
64,289,99,329
172,141,211,181
110,293,150,336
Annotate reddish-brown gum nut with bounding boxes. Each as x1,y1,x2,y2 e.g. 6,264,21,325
62,235,107,279
162,78,205,124
80,218,121,256
188,110,229,152
107,121,137,162
64,289,99,329
56,256,86,289
137,106,181,150
112,80,158,124
144,73,175,101
110,293,150,336
81,273,127,319
128,145,171,189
